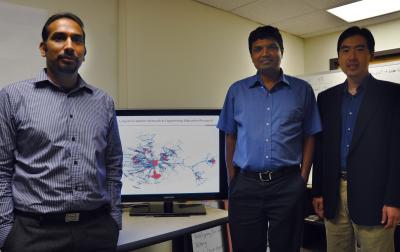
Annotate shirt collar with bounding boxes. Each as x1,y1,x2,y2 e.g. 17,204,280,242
33,69,94,94
249,68,290,89
342,73,372,94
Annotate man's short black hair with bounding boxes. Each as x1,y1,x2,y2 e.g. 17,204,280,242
248,25,284,54
41,12,85,42
337,26,374,55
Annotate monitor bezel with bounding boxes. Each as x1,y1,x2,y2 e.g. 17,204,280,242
116,109,228,203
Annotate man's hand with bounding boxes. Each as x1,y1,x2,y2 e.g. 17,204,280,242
381,205,400,229
300,173,309,184
312,197,324,218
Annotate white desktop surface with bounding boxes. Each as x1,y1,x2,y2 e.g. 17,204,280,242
117,206,228,252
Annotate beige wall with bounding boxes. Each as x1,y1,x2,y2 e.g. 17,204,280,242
281,32,305,75
2,0,119,100
118,0,304,109
304,19,400,74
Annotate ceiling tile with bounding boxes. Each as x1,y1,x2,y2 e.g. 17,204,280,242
301,24,349,38
195,0,258,11
274,10,345,36
233,0,317,24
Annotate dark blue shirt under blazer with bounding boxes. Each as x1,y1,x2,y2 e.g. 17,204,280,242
0,69,123,247
340,75,368,169
217,70,321,172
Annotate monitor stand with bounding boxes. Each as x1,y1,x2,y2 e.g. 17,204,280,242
129,201,206,216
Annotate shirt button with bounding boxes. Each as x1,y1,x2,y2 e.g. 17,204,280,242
267,107,270,111
266,139,269,142
266,122,270,126
346,144,350,148
74,161,78,165
348,112,352,115
347,128,351,131
72,137,76,141
70,114,73,118
266,155,269,159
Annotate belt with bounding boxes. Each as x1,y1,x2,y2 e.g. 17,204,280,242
339,170,348,181
14,205,109,223
239,165,300,182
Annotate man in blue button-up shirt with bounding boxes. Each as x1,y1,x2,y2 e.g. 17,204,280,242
218,25,321,252
312,26,400,252
0,13,122,251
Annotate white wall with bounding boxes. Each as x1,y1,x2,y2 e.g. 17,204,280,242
1,0,119,100
304,19,400,74
118,0,305,109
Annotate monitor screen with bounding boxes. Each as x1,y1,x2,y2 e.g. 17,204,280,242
116,109,227,215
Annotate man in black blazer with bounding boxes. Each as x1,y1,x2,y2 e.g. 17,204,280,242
312,26,400,252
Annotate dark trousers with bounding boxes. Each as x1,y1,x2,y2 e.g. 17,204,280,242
228,171,306,252
3,212,119,252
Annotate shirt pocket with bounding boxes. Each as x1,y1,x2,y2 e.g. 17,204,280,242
278,110,303,135
279,109,303,123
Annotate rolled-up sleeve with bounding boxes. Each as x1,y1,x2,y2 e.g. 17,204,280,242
217,85,237,134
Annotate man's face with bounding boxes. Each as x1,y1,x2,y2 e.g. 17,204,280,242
338,35,371,81
40,18,85,76
251,38,282,74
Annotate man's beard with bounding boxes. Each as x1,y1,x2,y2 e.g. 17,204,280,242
58,63,80,74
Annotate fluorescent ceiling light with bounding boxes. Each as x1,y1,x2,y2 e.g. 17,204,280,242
327,0,400,22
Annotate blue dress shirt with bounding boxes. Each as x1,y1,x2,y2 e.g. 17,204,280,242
340,75,368,169
217,70,321,172
0,70,123,247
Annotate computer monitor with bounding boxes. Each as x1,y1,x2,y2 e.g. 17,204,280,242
116,109,227,216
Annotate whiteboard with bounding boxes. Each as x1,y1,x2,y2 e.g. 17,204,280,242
0,2,47,88
298,61,400,96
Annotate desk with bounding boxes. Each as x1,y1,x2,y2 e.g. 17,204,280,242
117,206,228,252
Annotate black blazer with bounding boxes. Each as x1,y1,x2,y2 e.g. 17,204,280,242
312,76,400,225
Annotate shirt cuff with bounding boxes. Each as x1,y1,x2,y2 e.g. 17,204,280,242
0,224,13,248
